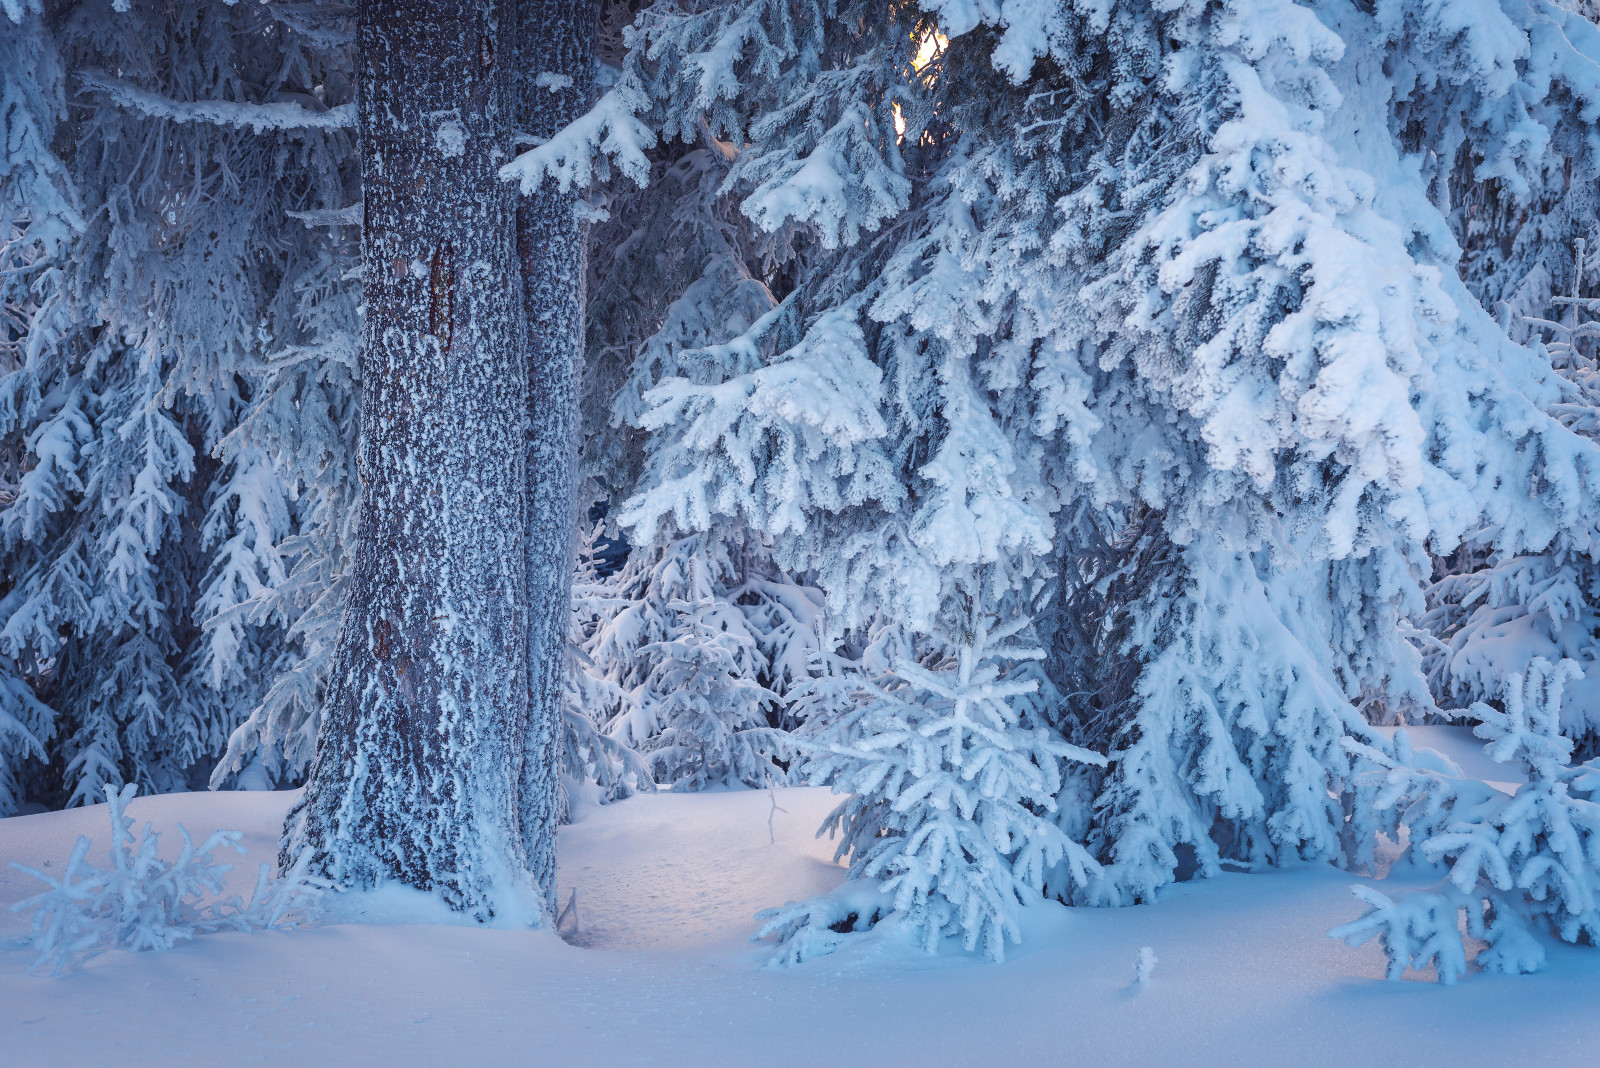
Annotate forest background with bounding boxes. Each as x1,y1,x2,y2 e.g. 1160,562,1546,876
5,0,1600,979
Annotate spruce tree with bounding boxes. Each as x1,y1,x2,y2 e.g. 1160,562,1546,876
540,0,1600,944
1,0,356,809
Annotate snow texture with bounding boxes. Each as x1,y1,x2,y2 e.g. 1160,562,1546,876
5,784,1600,1064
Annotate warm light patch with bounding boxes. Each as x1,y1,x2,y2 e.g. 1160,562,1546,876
895,29,948,141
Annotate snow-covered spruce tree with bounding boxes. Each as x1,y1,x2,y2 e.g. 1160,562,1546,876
0,0,357,808
582,532,798,788
576,205,834,784
1435,0,1600,338
863,0,1600,907
1040,0,1600,903
1408,0,1600,757
283,0,537,917
760,587,1104,962
519,100,836,790
507,0,919,629
526,0,1600,926
0,0,75,814
1427,240,1600,755
206,190,363,793
203,3,363,793
1331,658,1600,982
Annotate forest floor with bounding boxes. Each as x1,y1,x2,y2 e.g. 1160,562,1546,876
3,727,1599,1066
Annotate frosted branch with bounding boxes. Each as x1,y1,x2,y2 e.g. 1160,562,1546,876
499,86,654,194
79,72,355,133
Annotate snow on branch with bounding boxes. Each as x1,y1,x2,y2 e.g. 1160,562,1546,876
499,84,655,194
78,71,355,133
2,0,41,25
287,205,362,228
619,307,896,545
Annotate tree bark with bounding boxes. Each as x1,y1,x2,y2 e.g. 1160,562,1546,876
513,0,597,912
285,0,532,918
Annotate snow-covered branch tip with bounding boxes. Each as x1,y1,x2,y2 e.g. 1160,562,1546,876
3,0,41,25
500,87,654,194
79,71,356,133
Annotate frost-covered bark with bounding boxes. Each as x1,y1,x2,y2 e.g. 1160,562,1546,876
512,0,597,912
284,0,534,917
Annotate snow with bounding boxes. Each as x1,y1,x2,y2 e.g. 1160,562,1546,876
6,782,1600,1064
78,72,356,133
555,788,844,949
433,120,466,159
1371,724,1529,788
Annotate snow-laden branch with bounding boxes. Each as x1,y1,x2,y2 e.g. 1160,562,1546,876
2,0,41,25
9,783,326,975
79,71,355,133
287,204,362,228
499,85,655,194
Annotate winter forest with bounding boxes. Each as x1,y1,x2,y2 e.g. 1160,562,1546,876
4,0,1600,1061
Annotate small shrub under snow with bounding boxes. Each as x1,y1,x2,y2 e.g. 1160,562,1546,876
9,783,326,975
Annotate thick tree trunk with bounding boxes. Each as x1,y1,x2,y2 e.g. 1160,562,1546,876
513,0,597,911
285,0,532,918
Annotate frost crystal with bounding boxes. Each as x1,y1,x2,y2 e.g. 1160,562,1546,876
434,119,466,159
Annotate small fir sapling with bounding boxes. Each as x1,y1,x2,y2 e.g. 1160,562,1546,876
1330,658,1600,982
582,532,821,790
758,590,1105,963
627,596,783,790
560,513,652,807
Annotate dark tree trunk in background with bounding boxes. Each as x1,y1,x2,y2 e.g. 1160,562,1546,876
513,0,597,911
285,0,532,918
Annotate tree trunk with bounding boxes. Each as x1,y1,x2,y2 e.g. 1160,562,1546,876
513,0,597,912
285,0,532,918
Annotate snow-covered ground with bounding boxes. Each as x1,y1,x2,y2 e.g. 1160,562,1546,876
3,728,1599,1066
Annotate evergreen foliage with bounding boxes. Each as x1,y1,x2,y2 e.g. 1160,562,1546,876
1332,659,1600,982
535,0,1600,950
0,0,358,808
1427,242,1600,754
768,589,1104,960
577,531,820,789
3,0,1600,976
